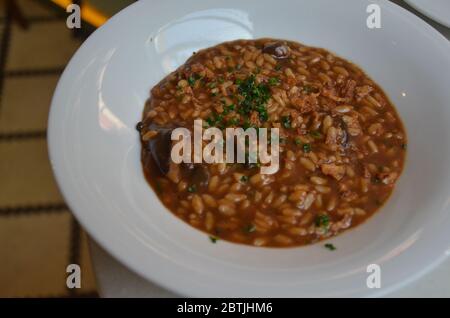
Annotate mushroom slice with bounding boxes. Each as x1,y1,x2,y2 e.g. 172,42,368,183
262,41,290,59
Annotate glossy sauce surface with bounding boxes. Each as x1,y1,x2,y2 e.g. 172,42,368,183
138,39,406,247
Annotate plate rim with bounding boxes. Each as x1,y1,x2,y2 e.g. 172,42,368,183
404,0,450,28
48,0,450,297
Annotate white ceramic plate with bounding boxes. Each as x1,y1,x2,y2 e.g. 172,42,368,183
404,0,450,28
48,0,450,297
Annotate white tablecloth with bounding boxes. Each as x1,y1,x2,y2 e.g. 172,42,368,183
89,0,450,298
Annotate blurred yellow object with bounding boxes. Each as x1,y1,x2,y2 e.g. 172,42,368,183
51,0,108,27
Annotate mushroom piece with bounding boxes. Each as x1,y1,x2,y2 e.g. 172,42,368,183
142,123,210,187
335,118,349,148
262,42,290,59
144,125,174,175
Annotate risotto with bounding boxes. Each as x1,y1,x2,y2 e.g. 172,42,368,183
137,38,406,247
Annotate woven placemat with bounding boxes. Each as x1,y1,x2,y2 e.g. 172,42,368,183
0,0,98,297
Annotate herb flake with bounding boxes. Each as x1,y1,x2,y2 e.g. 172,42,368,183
302,143,312,153
310,131,322,139
187,76,197,87
187,185,197,193
237,75,271,123
240,175,249,183
281,116,291,129
268,77,280,86
315,214,330,228
243,224,256,233
324,243,336,251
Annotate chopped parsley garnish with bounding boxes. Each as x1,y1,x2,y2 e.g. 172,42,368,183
237,75,271,123
187,185,197,193
187,75,197,87
315,214,330,228
227,117,239,126
302,143,312,153
243,224,256,233
401,143,407,150
222,104,235,115
281,116,291,129
206,113,224,127
324,243,336,251
275,64,282,71
240,175,249,183
209,236,218,243
268,77,280,86
310,131,322,139
242,121,255,130
294,138,302,145
303,85,318,94
208,82,217,89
